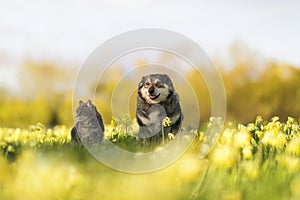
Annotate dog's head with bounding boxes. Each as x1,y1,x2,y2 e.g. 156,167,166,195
138,74,174,104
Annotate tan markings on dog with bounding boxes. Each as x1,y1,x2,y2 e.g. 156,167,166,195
154,79,160,83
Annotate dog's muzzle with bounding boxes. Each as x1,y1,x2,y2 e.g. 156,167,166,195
148,86,160,100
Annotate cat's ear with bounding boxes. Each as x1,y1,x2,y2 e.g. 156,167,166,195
79,100,84,105
87,99,92,107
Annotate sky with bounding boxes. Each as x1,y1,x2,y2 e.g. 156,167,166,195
0,0,300,88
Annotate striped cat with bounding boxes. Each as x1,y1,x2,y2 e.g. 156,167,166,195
71,99,104,145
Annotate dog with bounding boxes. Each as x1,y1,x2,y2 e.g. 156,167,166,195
71,99,105,145
136,74,183,139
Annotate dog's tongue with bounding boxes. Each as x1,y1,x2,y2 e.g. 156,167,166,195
150,95,156,99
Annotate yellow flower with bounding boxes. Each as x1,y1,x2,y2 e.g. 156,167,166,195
261,131,275,146
212,145,237,169
262,130,287,148
273,132,287,148
168,133,175,141
247,123,256,132
255,115,263,125
235,129,251,148
286,136,300,155
287,116,295,125
271,116,280,123
242,146,253,159
162,117,172,127
221,129,234,145
111,116,117,128
255,131,264,139
198,131,205,142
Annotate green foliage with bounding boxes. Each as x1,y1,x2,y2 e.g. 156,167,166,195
225,63,300,122
0,94,74,128
0,96,52,127
1,57,300,128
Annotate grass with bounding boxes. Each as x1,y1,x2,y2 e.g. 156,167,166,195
0,116,300,200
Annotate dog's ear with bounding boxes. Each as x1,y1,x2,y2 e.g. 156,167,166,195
162,74,174,92
138,79,144,89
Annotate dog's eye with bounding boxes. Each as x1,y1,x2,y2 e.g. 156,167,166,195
145,82,150,87
156,82,164,88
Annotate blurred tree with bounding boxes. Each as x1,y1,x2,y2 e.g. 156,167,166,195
95,67,123,124
0,61,76,127
19,60,75,99
186,69,211,125
1,46,300,128
226,62,300,122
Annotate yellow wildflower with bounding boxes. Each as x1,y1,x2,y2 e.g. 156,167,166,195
168,133,175,141
242,146,253,159
273,132,287,148
221,129,234,145
162,117,172,127
261,130,275,146
111,116,117,129
286,136,300,155
212,145,237,169
271,116,280,123
255,131,264,139
235,129,251,148
198,131,205,142
247,123,256,132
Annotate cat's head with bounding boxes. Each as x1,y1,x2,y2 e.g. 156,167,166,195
75,99,97,119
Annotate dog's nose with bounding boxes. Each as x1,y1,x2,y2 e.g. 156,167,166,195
148,86,155,94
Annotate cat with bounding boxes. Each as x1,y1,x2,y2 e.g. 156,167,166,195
71,99,105,145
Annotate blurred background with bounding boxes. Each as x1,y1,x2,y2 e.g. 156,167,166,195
0,0,300,127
